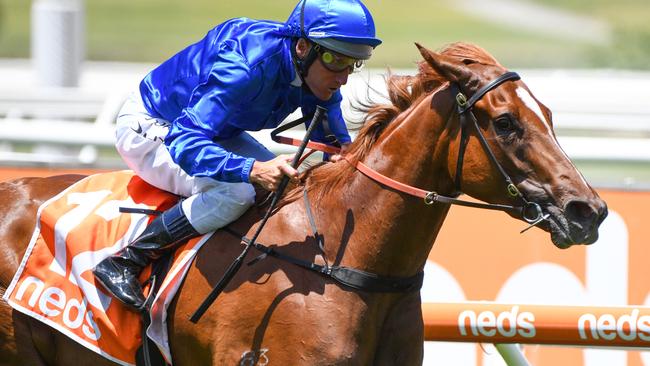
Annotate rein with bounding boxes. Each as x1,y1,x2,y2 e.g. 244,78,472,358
451,72,547,229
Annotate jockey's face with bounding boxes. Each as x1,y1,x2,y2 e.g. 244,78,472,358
295,39,350,101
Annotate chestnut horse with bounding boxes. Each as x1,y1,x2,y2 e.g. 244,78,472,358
0,43,606,365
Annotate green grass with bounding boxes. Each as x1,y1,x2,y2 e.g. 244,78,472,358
372,2,601,69
0,0,649,69
530,0,650,69
0,0,30,57
574,160,650,189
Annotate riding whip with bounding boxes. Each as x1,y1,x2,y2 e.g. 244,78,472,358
190,105,327,323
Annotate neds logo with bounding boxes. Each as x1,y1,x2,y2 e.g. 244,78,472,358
578,309,650,341
14,276,101,341
458,305,536,338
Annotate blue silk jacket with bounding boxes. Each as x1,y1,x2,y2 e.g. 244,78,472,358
139,17,351,183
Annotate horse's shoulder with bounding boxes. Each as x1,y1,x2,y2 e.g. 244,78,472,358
0,174,87,286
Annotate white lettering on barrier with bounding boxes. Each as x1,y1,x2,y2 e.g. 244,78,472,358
642,294,650,366
578,309,650,342
422,210,631,366
492,211,629,366
458,306,536,338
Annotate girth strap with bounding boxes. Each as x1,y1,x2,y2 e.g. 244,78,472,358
236,231,424,293
329,267,424,293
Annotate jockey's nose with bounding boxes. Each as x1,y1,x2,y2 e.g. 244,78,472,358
336,71,349,86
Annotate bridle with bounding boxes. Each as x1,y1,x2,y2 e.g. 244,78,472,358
448,71,548,231
273,71,549,232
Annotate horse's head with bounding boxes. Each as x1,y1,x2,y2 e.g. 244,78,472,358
416,43,607,248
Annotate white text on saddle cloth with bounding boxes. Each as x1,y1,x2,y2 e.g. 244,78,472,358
3,171,180,366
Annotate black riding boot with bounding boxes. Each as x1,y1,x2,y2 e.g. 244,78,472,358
93,202,199,311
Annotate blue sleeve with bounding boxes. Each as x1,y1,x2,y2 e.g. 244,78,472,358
301,91,352,145
165,43,258,183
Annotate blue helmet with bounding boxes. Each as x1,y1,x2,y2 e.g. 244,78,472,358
285,0,382,60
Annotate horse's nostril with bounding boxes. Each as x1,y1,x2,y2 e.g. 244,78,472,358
565,200,596,221
597,200,608,224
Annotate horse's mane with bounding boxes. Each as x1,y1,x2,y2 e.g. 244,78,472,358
279,42,500,206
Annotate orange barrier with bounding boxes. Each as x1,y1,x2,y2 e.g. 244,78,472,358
423,302,650,348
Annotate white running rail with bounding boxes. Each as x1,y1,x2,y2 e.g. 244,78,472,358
1,62,649,167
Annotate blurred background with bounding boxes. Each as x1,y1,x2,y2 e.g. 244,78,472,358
2,0,650,68
0,0,648,187
1,1,650,365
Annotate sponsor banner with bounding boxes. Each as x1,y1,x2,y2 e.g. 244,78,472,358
423,302,650,347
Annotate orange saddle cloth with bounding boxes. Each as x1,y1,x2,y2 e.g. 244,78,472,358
3,170,212,366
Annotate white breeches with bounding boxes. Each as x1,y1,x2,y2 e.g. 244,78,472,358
115,92,275,234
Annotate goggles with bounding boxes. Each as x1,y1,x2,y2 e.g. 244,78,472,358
315,45,364,74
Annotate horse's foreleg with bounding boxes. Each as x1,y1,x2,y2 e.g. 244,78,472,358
0,289,22,366
12,309,120,366
372,292,424,366
1,310,50,366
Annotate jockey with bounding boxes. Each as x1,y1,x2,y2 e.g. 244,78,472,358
93,0,382,311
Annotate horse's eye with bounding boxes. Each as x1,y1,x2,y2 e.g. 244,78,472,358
493,115,515,134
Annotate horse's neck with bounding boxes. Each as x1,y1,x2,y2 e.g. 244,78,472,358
320,88,457,276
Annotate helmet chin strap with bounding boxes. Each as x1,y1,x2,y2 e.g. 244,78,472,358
291,0,318,92
291,38,318,94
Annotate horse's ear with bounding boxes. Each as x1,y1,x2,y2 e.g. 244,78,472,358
414,43,481,94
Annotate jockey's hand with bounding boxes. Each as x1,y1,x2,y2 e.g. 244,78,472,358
329,143,351,162
249,154,299,191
